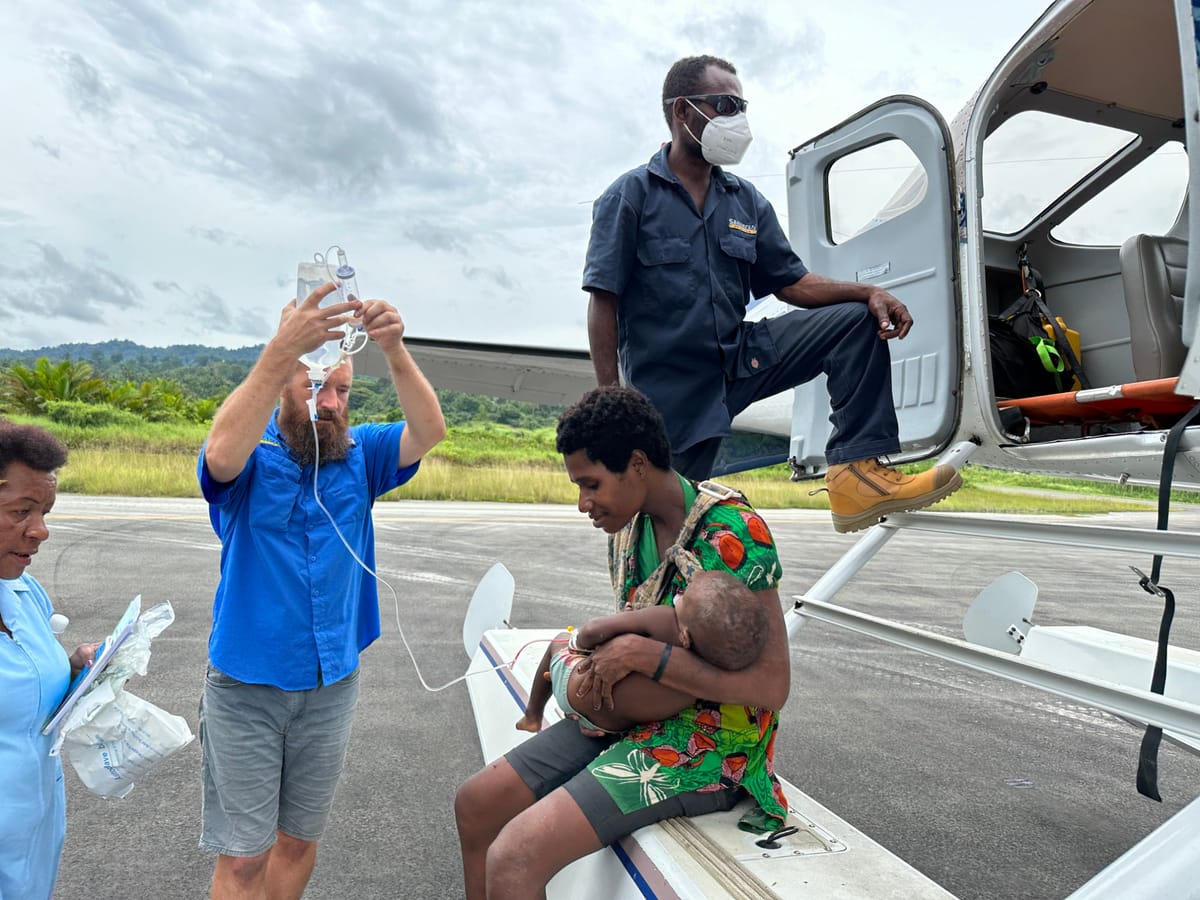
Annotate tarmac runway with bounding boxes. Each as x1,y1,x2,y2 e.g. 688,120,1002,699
38,495,1200,900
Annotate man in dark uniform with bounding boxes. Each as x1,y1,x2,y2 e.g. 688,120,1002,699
583,54,961,533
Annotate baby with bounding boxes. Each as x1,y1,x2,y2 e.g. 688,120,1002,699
517,570,769,734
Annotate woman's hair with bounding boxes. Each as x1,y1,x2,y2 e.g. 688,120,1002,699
0,419,68,479
555,386,671,473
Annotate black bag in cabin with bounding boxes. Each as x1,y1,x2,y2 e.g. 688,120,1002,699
998,289,1090,393
995,243,1091,395
989,315,1061,398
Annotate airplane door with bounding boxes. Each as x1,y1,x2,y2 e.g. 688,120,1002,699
783,96,960,475
1173,0,1200,395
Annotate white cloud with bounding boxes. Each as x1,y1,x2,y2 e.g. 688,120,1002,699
1,0,1052,352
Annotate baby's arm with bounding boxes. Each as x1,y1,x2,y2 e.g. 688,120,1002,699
516,633,568,733
574,606,679,652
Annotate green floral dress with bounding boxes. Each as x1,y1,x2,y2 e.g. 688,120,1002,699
587,477,788,832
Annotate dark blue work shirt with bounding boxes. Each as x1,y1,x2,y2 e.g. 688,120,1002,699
582,144,808,451
198,413,417,690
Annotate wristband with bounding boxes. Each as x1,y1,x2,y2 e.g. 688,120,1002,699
567,633,591,655
651,643,672,682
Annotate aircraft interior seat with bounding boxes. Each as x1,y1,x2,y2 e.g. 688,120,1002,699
991,233,1197,432
1119,233,1188,382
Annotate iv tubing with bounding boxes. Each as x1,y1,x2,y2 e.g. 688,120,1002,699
306,416,559,691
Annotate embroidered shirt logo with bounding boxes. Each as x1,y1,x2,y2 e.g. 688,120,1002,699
728,218,757,235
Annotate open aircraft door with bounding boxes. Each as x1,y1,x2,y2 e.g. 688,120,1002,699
1173,0,1200,397
783,96,961,476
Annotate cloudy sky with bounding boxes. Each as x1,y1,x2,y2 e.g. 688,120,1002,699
1,0,1054,352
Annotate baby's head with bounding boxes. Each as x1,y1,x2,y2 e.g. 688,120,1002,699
673,571,768,671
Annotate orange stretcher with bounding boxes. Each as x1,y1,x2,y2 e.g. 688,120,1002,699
997,377,1198,428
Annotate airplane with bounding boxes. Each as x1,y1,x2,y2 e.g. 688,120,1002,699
361,0,1200,895
362,1,1200,493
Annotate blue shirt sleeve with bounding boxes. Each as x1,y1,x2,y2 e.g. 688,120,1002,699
582,188,641,296
197,439,256,535
749,188,808,299
197,439,254,504
352,421,419,497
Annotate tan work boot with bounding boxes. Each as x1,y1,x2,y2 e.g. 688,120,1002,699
824,458,963,534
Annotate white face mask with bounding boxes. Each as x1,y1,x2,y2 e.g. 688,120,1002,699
684,100,753,166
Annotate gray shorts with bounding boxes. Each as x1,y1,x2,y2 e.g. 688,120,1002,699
198,664,360,857
506,719,744,846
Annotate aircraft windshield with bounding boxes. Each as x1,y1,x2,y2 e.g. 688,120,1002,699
1051,140,1188,245
981,111,1135,235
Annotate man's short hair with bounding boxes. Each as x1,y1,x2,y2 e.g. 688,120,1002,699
682,571,767,671
662,55,738,125
555,386,671,473
0,419,68,480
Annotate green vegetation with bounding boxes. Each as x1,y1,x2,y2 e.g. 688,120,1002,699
2,344,1197,512
8,410,1196,513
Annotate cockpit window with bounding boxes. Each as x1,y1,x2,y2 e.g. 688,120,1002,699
1050,140,1188,245
982,111,1135,235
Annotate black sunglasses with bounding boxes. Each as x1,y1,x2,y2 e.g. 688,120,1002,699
667,93,749,116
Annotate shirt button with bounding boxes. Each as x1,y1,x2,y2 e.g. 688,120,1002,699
751,358,760,369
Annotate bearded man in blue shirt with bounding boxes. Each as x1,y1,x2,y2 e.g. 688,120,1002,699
583,55,962,533
196,281,446,899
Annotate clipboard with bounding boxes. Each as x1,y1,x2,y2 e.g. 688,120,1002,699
43,595,142,736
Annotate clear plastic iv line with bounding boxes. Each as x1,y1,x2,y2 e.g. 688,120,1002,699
306,417,557,691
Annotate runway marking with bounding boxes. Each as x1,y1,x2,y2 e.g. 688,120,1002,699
384,571,463,586
54,512,593,526
50,522,220,551
50,514,210,521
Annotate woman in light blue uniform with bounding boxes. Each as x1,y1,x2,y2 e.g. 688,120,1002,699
0,422,96,899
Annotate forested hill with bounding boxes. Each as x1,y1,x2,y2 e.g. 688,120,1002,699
0,339,262,400
0,339,563,428
0,339,262,366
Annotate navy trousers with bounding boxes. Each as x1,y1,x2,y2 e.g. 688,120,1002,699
671,303,901,480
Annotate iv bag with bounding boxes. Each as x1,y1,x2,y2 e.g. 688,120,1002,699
297,260,352,373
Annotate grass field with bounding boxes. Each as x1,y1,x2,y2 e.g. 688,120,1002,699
9,409,1196,512
38,422,1197,514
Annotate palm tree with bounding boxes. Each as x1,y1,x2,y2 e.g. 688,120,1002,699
1,358,108,414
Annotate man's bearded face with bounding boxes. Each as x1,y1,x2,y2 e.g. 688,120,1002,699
278,365,353,465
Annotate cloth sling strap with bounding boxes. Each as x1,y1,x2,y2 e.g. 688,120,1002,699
609,480,747,611
1030,289,1092,391
1134,399,1200,801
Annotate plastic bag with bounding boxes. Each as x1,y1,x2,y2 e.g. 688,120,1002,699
60,685,193,798
54,599,194,798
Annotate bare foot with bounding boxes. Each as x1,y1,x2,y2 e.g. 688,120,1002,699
515,713,542,733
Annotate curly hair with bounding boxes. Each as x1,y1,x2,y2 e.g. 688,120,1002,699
555,386,671,472
662,55,738,125
682,571,768,671
0,419,68,480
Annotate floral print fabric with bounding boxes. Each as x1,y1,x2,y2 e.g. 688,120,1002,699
588,490,788,830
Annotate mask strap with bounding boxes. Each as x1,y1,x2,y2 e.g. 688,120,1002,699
681,99,712,149
685,98,713,122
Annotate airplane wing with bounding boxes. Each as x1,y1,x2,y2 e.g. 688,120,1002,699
361,336,793,475
356,337,595,407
